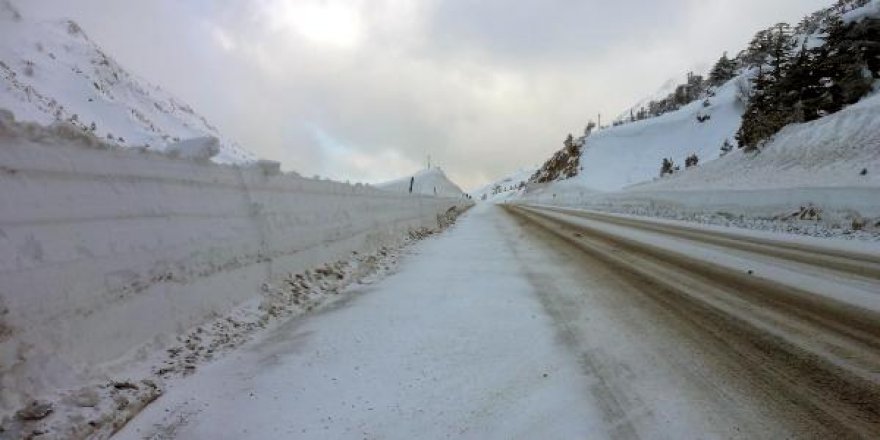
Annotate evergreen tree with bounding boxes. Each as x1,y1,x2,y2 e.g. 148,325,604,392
720,139,734,156
709,52,737,86
736,23,797,150
817,17,880,108
768,23,796,80
584,121,597,137
736,66,788,150
740,23,795,71
660,158,675,176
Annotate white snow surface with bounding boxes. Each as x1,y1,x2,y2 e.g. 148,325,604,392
116,204,607,439
636,91,880,192
571,74,745,192
376,167,466,197
0,1,255,164
113,204,697,439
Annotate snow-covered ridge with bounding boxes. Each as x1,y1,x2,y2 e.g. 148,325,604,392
0,0,255,164
376,167,466,197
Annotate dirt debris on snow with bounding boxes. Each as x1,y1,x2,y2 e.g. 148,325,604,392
0,380,160,440
0,205,469,440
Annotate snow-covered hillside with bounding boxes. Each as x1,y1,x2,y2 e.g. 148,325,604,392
520,0,880,196
507,0,880,238
0,1,255,164
634,91,880,191
570,76,745,191
376,167,466,197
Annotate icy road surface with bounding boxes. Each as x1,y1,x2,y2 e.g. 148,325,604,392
116,203,880,439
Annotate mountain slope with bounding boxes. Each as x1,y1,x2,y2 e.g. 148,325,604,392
508,0,880,237
524,0,878,194
0,1,254,164
376,167,465,197
571,75,745,191
632,90,880,191
526,75,744,193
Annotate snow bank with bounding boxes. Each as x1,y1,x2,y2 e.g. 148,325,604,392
376,167,466,197
0,114,469,416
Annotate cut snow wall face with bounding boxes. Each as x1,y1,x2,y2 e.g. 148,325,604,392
0,120,468,413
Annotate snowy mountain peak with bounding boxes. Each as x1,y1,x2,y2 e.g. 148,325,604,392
0,3,256,164
376,167,466,197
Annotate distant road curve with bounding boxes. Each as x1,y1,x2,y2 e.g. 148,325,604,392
505,203,880,438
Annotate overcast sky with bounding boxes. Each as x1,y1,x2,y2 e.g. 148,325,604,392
18,0,830,189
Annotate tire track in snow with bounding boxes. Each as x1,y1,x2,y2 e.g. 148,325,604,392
505,204,880,438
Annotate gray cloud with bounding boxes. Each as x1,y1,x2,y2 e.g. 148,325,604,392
16,0,831,189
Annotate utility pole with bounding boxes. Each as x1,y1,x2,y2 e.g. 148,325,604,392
427,154,431,170
598,113,602,129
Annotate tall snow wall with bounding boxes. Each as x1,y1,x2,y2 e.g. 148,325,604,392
0,113,469,412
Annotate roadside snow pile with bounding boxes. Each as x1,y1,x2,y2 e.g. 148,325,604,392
0,380,161,440
0,205,468,439
376,167,466,197
0,0,255,164
0,113,472,438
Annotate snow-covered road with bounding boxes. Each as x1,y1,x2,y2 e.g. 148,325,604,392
116,203,880,439
116,203,607,439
